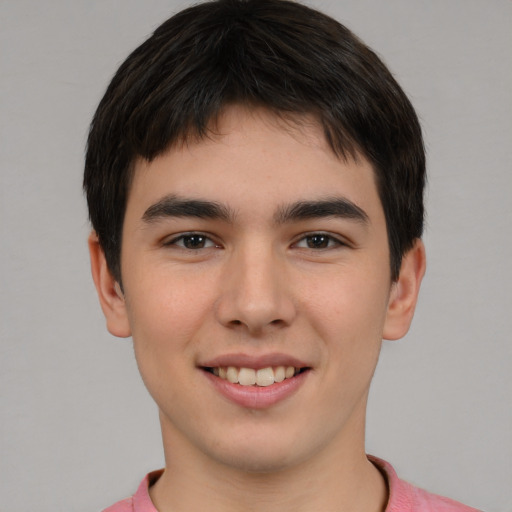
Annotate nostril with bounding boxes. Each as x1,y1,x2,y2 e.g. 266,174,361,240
228,318,285,329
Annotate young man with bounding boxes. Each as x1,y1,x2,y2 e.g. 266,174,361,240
84,1,480,510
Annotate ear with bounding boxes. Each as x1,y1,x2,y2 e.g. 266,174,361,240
88,231,131,338
383,239,426,341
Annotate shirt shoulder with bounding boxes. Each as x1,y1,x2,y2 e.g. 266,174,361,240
409,484,482,512
369,456,482,512
102,496,134,512
101,470,163,512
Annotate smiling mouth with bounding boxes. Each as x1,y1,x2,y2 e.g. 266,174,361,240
203,366,309,387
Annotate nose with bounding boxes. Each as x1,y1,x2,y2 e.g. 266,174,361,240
215,242,296,335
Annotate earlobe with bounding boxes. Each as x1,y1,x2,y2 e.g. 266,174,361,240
88,231,132,338
383,239,426,341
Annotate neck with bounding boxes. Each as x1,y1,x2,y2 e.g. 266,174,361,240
150,409,387,512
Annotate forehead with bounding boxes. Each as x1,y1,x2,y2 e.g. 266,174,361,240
126,106,383,223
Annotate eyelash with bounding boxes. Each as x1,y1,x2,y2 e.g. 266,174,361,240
164,232,346,251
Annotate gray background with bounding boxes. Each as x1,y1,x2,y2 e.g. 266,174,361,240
1,1,511,511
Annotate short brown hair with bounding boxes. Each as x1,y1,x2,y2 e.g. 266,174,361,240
84,0,425,283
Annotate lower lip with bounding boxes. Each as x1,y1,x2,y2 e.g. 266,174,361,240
203,370,309,409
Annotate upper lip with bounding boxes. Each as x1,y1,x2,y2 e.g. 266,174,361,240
199,353,309,370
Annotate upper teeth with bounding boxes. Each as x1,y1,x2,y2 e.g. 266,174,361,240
212,366,298,386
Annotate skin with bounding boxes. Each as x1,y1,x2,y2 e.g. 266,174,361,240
90,105,425,512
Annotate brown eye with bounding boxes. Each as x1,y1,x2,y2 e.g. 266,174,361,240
182,235,207,249
168,233,217,249
306,234,330,249
294,233,343,250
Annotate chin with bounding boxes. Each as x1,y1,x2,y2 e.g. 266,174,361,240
203,430,315,475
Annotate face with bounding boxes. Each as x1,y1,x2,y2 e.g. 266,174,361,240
91,106,424,474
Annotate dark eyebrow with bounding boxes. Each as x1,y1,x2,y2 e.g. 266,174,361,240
142,195,235,223
274,198,369,225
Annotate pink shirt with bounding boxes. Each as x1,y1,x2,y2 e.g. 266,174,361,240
103,456,481,512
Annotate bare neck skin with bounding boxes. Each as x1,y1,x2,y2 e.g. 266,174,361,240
150,397,387,512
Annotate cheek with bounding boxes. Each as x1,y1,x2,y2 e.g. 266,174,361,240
123,266,217,359
300,266,391,379
123,271,215,411
302,265,390,334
